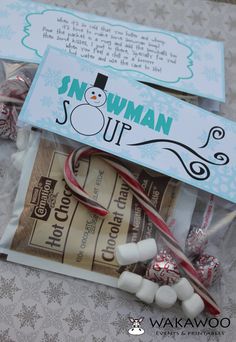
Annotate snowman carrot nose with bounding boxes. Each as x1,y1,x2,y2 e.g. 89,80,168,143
91,95,97,100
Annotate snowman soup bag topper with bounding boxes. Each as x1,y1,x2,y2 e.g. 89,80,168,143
1,44,236,318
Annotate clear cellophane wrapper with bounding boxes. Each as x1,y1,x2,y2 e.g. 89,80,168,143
0,130,235,319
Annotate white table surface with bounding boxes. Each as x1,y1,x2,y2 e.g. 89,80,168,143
0,0,236,341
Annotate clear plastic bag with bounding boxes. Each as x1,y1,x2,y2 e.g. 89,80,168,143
0,60,37,140
0,129,235,318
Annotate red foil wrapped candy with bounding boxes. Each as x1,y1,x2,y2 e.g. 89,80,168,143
194,254,221,288
185,225,208,256
145,250,180,285
0,64,37,140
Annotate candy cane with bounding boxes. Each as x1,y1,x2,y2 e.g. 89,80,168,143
64,146,220,316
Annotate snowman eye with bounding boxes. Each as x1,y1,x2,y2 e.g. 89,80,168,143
92,91,95,95
98,94,102,97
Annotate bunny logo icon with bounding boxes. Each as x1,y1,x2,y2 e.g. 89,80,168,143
128,317,145,336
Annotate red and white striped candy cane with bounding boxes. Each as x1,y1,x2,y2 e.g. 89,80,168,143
64,145,220,316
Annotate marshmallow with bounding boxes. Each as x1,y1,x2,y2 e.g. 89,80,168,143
136,278,159,304
11,150,26,171
115,242,139,265
182,293,205,318
117,271,142,293
172,277,194,301
155,285,177,309
137,238,157,262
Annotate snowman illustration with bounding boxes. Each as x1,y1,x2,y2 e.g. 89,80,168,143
70,73,108,136
128,317,145,336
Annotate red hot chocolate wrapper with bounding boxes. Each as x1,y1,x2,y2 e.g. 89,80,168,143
145,250,180,285
194,254,221,288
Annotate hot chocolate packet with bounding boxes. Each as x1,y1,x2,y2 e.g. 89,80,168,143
0,131,197,286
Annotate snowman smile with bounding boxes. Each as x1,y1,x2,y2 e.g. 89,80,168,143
90,96,100,103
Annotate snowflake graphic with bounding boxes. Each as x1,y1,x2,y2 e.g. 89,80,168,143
41,68,62,88
41,331,60,342
139,87,182,122
114,290,134,309
0,25,15,39
202,67,220,83
137,142,160,160
15,303,42,329
40,96,53,108
130,1,149,16
188,9,206,26
151,3,169,21
0,11,9,18
133,16,146,25
63,308,90,333
208,30,224,42
67,282,90,306
172,23,184,33
0,328,15,342
88,311,112,334
89,288,115,309
42,281,69,305
20,278,44,302
24,266,41,278
74,0,88,6
92,337,107,342
134,299,156,314
111,312,130,336
93,9,107,17
200,330,222,342
62,334,87,342
223,298,236,318
0,276,21,302
173,0,185,5
15,331,38,342
112,0,131,13
208,2,222,13
41,307,64,331
7,1,42,15
0,303,15,326
225,16,236,33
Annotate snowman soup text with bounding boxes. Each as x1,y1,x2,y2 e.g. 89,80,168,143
57,75,173,146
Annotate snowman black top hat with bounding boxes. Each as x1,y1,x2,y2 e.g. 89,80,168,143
93,73,108,90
